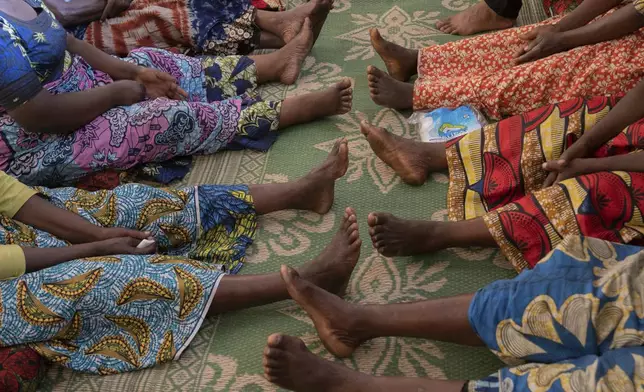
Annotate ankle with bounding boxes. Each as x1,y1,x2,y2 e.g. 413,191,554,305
351,304,381,341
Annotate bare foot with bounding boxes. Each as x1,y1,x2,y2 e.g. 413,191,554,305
278,18,315,85
276,0,333,43
436,2,514,36
370,28,417,82
368,213,445,257
279,79,353,127
367,66,413,110
264,334,369,392
297,207,362,295
360,121,446,185
295,139,349,214
281,266,368,358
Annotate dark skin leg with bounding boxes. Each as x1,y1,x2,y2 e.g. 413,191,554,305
360,121,447,185
369,28,419,82
367,66,414,110
278,79,353,129
250,139,349,215
279,266,483,359
208,140,358,314
368,213,495,257
208,207,362,314
263,334,467,392
254,0,333,44
251,19,314,85
435,2,514,36
259,31,285,49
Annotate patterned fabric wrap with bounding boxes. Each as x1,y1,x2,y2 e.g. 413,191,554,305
543,0,584,16
74,0,260,57
0,183,257,374
467,236,644,391
0,346,44,392
414,5,644,120
251,0,283,11
0,49,281,188
446,96,644,271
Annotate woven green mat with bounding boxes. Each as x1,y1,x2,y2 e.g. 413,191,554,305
40,1,522,390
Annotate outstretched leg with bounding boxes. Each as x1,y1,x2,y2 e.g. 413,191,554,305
251,19,314,85
370,28,418,82
263,334,466,392
368,213,495,257
360,121,446,185
255,0,333,43
367,66,414,110
280,266,483,359
208,207,362,314
277,79,353,129
436,1,514,36
250,139,349,215
259,31,285,49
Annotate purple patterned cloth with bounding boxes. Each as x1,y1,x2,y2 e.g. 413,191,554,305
0,48,280,187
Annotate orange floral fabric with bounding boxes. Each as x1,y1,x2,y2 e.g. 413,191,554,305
414,10,644,120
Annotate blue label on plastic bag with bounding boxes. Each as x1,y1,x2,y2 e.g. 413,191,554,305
426,107,481,139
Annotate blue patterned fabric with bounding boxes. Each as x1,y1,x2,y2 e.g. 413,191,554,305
467,236,644,391
0,183,257,374
191,0,255,54
0,0,67,109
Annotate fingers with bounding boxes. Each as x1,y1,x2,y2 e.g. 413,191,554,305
134,243,157,254
101,0,115,21
542,159,567,172
124,229,151,240
157,71,178,83
518,29,537,41
541,171,558,189
176,87,189,99
514,44,541,65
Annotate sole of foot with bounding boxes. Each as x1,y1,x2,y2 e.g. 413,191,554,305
281,265,365,358
367,66,414,110
435,2,514,36
367,212,441,257
369,28,417,82
280,0,333,43
280,18,315,85
298,207,361,294
264,334,359,392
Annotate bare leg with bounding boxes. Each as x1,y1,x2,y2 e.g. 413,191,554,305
278,79,353,129
368,214,495,257
436,2,514,36
264,334,467,392
250,19,313,85
255,0,333,43
259,31,285,49
280,267,483,359
208,208,362,314
370,29,418,82
360,121,446,185
250,139,348,215
367,66,414,110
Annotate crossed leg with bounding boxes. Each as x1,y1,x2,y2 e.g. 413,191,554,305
262,267,478,391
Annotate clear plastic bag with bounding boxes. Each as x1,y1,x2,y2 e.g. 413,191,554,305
408,106,488,143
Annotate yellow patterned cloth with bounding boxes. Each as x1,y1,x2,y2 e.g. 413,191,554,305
446,96,644,272
467,236,644,391
0,183,257,374
635,0,644,15
0,171,38,279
